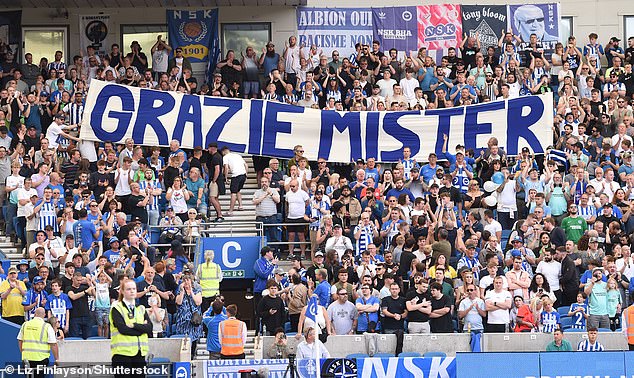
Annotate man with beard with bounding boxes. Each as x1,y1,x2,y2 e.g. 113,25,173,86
560,203,588,243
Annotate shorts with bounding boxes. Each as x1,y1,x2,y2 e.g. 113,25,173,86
286,218,306,233
230,174,247,194
243,81,260,95
209,181,219,197
95,308,109,326
252,156,270,172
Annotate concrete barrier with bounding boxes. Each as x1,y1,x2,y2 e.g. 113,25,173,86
262,333,471,357
482,332,628,352
58,338,191,363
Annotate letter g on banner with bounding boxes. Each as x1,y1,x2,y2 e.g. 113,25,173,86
90,85,135,142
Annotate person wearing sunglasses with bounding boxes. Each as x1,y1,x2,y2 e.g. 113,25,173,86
458,283,486,333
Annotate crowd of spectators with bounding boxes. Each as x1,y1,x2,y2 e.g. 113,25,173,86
0,26,634,359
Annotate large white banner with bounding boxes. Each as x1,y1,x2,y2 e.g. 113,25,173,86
81,80,553,163
79,14,112,58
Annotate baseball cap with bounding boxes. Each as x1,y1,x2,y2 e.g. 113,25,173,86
273,267,285,275
65,234,74,239
522,147,530,153
511,235,523,243
40,91,49,97
208,142,218,148
611,37,621,42
17,259,29,267
510,249,522,257
109,236,119,245
356,158,365,164
333,224,342,229
33,276,44,284
314,250,324,257
8,266,17,274
315,189,324,195
592,266,603,273
411,167,419,173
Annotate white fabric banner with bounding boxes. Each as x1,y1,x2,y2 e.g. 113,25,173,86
79,14,112,58
81,80,553,163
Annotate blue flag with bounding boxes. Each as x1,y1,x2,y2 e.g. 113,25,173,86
307,295,318,324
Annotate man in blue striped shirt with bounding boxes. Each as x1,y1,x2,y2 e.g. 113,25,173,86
34,187,58,234
577,327,605,351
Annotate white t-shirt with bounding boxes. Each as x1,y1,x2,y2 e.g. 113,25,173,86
152,49,169,73
17,187,37,216
479,275,508,290
115,168,132,196
377,78,397,98
485,289,512,324
484,219,503,236
285,189,309,219
399,77,419,102
223,153,247,176
536,260,562,291
497,180,518,212
45,122,63,149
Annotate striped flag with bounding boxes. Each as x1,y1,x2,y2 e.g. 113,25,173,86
307,295,318,324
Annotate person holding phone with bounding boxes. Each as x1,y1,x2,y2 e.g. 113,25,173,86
584,267,611,329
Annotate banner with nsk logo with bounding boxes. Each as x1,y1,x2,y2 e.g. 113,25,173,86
80,81,554,163
296,7,373,58
167,9,220,64
372,7,419,55
79,15,112,58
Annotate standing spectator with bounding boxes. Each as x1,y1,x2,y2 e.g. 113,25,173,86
196,250,223,315
539,297,561,333
313,269,331,308
328,287,358,335
222,146,248,216
253,176,281,256
381,282,407,333
536,249,563,305
22,276,48,322
584,267,611,329
622,292,634,350
253,246,277,334
45,279,71,337
405,276,432,333
577,327,605,351
285,179,309,259
257,279,286,335
458,282,487,333
1,266,27,325
429,282,453,333
355,283,380,333
150,35,171,78
206,142,225,222
203,299,228,359
485,276,513,332
174,275,203,358
66,272,94,339
556,246,581,306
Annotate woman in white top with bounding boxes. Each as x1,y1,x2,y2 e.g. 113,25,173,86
114,157,133,198
296,302,332,343
146,293,166,338
166,177,190,222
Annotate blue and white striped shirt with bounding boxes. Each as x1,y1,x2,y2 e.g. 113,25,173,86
63,102,84,125
540,310,560,333
577,339,604,351
37,200,59,233
402,158,419,181
46,293,72,328
578,205,597,221
139,179,161,211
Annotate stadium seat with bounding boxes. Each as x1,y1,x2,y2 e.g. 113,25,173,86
149,357,171,364
63,337,83,340
286,332,297,337
559,316,573,329
346,353,369,359
87,336,107,340
373,353,394,358
598,328,612,332
398,352,421,357
89,325,99,338
557,306,570,316
169,334,186,338
565,328,585,333
423,351,447,358
616,328,622,332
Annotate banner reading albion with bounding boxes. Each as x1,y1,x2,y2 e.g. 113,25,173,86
81,81,553,163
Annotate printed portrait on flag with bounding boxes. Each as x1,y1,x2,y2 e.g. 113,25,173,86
509,4,560,44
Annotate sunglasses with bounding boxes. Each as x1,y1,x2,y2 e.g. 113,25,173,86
466,289,475,292
338,292,347,295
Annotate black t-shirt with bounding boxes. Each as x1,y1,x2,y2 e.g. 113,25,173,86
381,295,407,330
461,46,479,69
67,284,90,318
127,194,148,224
206,152,224,183
429,294,453,333
405,289,430,323
438,186,462,204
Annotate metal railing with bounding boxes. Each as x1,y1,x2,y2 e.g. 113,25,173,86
148,220,264,249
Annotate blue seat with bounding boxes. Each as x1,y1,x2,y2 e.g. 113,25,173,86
598,328,613,332
169,334,186,338
286,332,297,337
87,336,107,340
89,325,99,338
557,306,571,316
64,337,83,340
284,322,291,333
616,328,622,332
373,353,394,358
346,353,369,360
560,316,573,329
148,357,171,364
398,352,421,357
423,351,447,358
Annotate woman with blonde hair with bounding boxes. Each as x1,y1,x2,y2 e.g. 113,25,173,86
147,293,167,338
196,249,223,314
